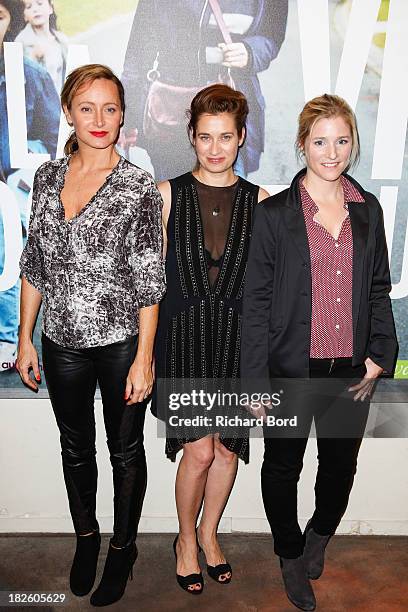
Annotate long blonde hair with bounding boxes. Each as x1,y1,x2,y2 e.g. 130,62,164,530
61,64,125,155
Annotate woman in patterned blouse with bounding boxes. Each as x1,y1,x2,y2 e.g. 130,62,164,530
16,64,165,607
241,94,397,611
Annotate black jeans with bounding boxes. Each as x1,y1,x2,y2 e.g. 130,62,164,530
42,334,147,548
261,358,370,558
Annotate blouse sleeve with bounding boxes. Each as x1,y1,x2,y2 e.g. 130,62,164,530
19,169,44,293
126,181,166,308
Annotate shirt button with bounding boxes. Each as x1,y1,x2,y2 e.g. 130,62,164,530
335,324,340,329
335,243,339,248
336,270,341,275
336,297,341,302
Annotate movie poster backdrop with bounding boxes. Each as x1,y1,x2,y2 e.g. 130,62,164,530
0,0,407,397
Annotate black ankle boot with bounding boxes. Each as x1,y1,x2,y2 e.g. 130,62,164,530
303,520,332,580
90,540,137,607
279,556,316,611
70,531,101,597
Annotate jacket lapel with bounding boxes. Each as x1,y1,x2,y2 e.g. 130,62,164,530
349,202,369,338
282,207,311,266
282,169,369,342
282,170,311,266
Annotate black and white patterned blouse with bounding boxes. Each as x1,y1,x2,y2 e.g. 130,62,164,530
20,155,166,349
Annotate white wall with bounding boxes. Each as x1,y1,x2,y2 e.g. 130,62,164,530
1,399,408,535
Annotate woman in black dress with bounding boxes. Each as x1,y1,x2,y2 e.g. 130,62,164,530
153,84,268,593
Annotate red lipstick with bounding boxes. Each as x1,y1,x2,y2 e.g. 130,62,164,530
90,131,108,138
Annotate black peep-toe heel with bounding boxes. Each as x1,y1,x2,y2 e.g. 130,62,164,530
206,561,232,584
173,535,204,595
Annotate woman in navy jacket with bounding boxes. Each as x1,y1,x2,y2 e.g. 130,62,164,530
241,94,397,611
121,0,288,180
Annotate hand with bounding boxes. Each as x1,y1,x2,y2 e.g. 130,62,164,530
124,356,153,405
245,398,269,422
219,42,249,68
16,339,41,392
117,128,138,150
348,357,383,402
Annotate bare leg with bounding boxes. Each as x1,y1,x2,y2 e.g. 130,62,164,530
175,436,215,592
197,436,238,581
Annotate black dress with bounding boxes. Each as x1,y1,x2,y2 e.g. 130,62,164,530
152,172,259,462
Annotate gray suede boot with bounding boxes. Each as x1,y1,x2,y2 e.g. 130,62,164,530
303,520,332,580
279,556,316,611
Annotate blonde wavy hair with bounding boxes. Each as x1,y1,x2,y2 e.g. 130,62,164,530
296,94,360,171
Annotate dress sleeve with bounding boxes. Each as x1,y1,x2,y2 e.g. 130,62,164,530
19,168,44,293
126,181,166,308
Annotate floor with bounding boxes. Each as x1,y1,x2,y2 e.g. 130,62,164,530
0,534,407,611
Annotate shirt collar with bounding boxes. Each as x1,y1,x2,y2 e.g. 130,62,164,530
340,174,365,203
300,174,365,216
56,153,126,186
299,178,318,216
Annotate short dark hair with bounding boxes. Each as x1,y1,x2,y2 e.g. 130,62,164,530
187,84,248,139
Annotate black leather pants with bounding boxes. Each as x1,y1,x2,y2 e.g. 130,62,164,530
42,334,147,548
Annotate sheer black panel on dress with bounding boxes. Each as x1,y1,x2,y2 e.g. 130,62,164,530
152,172,259,463
193,176,238,287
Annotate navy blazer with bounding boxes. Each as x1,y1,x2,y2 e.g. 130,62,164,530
241,169,398,378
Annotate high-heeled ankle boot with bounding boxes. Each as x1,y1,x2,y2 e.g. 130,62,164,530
70,531,101,597
90,540,138,607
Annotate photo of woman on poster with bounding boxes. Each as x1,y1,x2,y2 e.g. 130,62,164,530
0,0,60,370
121,0,288,180
15,0,68,92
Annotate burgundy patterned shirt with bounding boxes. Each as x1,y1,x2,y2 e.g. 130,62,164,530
300,175,365,358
